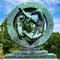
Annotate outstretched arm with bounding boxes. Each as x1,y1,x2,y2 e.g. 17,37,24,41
17,17,23,36
33,9,44,33
19,8,38,23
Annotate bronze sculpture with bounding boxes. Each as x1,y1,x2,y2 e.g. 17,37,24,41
5,2,56,58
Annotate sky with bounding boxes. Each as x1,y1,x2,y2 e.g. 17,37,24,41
0,0,60,32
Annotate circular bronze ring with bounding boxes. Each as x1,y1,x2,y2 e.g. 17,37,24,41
7,2,53,48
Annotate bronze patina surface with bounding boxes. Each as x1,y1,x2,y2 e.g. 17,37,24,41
5,2,57,58
7,2,53,48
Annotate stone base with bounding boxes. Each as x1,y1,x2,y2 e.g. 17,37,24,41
5,48,57,59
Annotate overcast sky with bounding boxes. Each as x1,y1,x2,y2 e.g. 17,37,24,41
0,0,60,32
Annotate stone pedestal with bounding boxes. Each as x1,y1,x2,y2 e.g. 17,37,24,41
5,48,56,59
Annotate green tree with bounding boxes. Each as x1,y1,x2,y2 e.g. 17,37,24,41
0,18,60,59
40,32,60,59
0,18,22,55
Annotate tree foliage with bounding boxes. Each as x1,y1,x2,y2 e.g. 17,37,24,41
0,18,60,58
0,18,23,54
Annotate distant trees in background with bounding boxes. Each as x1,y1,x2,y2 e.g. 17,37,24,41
0,18,60,58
